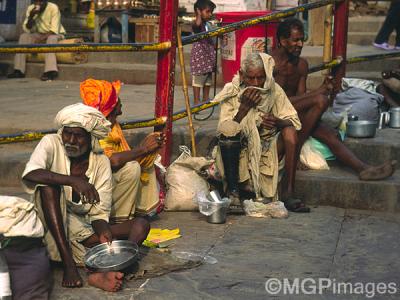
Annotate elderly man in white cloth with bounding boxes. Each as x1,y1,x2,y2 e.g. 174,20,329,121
213,53,310,213
21,103,150,292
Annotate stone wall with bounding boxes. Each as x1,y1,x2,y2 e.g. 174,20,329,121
0,0,30,41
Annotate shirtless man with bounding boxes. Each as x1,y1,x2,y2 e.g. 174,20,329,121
271,17,396,180
22,103,150,291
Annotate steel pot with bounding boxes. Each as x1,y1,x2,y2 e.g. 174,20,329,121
207,204,228,224
389,107,400,128
346,120,377,138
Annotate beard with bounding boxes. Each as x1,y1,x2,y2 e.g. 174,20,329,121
64,143,88,158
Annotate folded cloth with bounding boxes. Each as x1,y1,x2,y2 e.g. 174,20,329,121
0,196,44,238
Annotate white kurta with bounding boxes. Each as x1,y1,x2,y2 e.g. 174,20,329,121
21,134,112,265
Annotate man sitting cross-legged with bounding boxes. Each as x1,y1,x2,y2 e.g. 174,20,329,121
80,79,165,221
271,17,396,184
21,103,150,291
214,52,309,212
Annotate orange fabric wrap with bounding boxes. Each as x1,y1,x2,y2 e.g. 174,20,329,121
80,79,121,117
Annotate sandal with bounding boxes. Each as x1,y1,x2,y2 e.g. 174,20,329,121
284,197,310,213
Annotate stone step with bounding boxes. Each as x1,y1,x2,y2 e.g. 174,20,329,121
0,60,225,87
294,165,400,213
348,32,396,46
348,16,385,33
1,127,399,213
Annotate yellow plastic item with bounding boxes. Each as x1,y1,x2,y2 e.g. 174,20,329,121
86,1,95,29
143,228,181,248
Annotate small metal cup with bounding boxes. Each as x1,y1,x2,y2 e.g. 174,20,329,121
207,204,228,224
378,112,390,129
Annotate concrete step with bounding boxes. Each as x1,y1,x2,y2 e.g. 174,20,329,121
348,16,385,33
294,165,400,213
1,127,399,213
348,32,396,46
0,60,225,86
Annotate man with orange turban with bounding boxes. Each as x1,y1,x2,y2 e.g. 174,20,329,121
80,78,165,223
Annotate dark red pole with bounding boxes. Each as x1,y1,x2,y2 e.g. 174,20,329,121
155,0,179,166
332,0,349,90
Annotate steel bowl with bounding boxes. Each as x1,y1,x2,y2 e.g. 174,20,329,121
85,240,139,272
346,120,377,138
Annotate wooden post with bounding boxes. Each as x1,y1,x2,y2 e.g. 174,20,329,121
121,10,129,43
332,0,349,91
323,4,333,75
177,26,197,156
154,0,179,166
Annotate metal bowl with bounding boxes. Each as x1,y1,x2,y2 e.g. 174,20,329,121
85,240,139,272
346,120,377,138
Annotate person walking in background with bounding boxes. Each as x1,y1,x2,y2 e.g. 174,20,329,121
7,0,65,81
373,0,400,50
190,0,216,105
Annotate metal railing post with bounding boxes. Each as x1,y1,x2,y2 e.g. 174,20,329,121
155,0,179,166
332,0,349,90
323,4,333,75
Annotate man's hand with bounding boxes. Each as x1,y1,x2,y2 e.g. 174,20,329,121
261,113,291,130
28,5,41,19
321,75,338,96
241,87,263,109
70,177,100,204
234,88,263,123
140,132,165,154
92,220,113,244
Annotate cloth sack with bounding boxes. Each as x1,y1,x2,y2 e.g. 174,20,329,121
333,87,384,123
27,38,88,64
300,138,330,170
165,146,213,211
0,196,44,238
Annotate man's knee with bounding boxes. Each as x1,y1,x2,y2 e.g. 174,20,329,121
314,94,329,111
46,35,60,44
281,126,298,147
18,33,32,44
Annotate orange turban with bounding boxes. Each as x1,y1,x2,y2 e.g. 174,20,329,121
80,79,121,117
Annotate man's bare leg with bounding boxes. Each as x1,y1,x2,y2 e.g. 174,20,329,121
83,218,150,292
312,123,396,180
39,186,83,288
277,126,298,196
312,123,367,172
193,86,201,105
83,218,150,248
277,126,310,212
293,94,329,146
202,85,211,102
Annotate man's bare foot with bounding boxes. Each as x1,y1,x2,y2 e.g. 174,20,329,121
88,272,124,292
62,266,83,288
359,160,397,181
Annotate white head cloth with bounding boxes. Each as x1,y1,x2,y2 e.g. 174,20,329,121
54,103,111,153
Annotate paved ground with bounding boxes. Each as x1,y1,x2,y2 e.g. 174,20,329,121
44,208,400,299
0,78,220,134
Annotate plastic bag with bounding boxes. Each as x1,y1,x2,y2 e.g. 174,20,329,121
194,191,231,216
243,200,288,218
300,139,330,170
164,146,213,211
